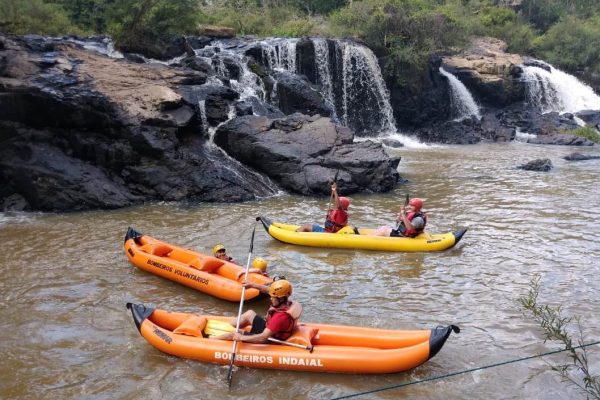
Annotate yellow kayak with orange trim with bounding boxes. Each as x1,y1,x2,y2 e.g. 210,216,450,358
123,228,271,302
126,303,459,374
257,216,467,252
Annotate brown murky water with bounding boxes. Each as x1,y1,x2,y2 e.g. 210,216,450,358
1,142,599,399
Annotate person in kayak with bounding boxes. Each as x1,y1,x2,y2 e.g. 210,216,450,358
214,279,302,343
370,198,427,237
296,182,350,233
212,244,238,264
235,257,271,280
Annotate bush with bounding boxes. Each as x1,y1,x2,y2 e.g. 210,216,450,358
534,16,600,75
568,126,600,143
520,276,600,398
0,0,87,35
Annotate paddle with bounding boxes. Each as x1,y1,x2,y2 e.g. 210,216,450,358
325,170,340,226
205,321,314,352
226,222,257,388
395,193,410,231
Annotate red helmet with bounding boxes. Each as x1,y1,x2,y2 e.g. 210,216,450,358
408,198,423,211
339,197,350,210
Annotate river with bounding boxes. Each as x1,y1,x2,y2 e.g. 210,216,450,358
1,141,599,399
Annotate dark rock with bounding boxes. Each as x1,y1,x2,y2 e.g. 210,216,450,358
296,38,318,84
564,152,600,161
235,97,284,119
415,117,482,144
381,138,404,148
272,71,333,118
576,110,600,129
186,36,213,50
123,53,146,63
527,134,595,146
517,158,553,171
522,57,551,72
182,56,215,75
213,114,400,195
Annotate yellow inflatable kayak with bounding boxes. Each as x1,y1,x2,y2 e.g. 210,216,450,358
127,303,459,374
257,216,467,252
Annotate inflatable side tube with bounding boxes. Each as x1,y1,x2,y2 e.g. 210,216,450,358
126,303,154,332
429,325,460,359
453,227,468,245
125,227,143,244
257,216,272,232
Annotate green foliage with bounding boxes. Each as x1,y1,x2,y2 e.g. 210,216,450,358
520,276,600,398
0,0,87,35
534,15,600,75
329,0,474,88
566,126,600,143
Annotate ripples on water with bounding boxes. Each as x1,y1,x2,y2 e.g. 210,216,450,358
1,143,599,399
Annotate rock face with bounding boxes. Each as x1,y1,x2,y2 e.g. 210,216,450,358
0,34,402,212
442,37,525,108
214,114,400,195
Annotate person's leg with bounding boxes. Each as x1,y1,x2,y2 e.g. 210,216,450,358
296,223,314,232
230,310,257,328
370,226,392,236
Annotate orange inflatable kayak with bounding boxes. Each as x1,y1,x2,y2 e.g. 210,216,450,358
123,228,272,302
127,303,459,374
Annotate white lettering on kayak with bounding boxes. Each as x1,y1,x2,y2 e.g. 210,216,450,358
214,351,273,364
278,356,324,367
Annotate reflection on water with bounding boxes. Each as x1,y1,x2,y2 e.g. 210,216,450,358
1,142,599,399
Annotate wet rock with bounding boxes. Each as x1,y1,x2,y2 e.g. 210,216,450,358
272,71,333,118
527,134,595,146
518,158,553,171
576,110,600,130
415,117,482,144
296,38,318,84
381,138,404,148
563,152,600,161
214,114,400,195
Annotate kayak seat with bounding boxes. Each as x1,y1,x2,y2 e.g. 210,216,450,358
188,257,224,273
174,316,207,337
140,243,173,257
285,325,319,347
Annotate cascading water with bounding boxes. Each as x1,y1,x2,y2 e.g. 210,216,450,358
337,41,397,135
521,64,600,114
313,38,335,111
260,39,298,72
439,67,481,120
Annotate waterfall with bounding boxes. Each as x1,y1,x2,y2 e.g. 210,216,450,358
313,38,335,110
335,41,397,136
260,39,298,72
198,100,208,135
521,64,600,114
439,67,481,120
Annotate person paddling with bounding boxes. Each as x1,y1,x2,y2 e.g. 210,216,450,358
296,182,350,233
214,279,302,343
370,198,427,237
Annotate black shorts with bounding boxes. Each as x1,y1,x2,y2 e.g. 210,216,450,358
244,315,266,335
390,229,402,237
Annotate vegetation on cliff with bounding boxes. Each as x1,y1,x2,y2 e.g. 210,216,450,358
1,0,599,84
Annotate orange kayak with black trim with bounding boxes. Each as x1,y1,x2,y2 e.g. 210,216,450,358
123,228,271,302
127,303,459,374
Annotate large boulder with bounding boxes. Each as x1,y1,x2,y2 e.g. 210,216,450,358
272,71,333,118
213,113,400,195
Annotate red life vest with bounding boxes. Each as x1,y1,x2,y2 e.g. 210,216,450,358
398,211,427,238
265,301,303,340
324,209,348,233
